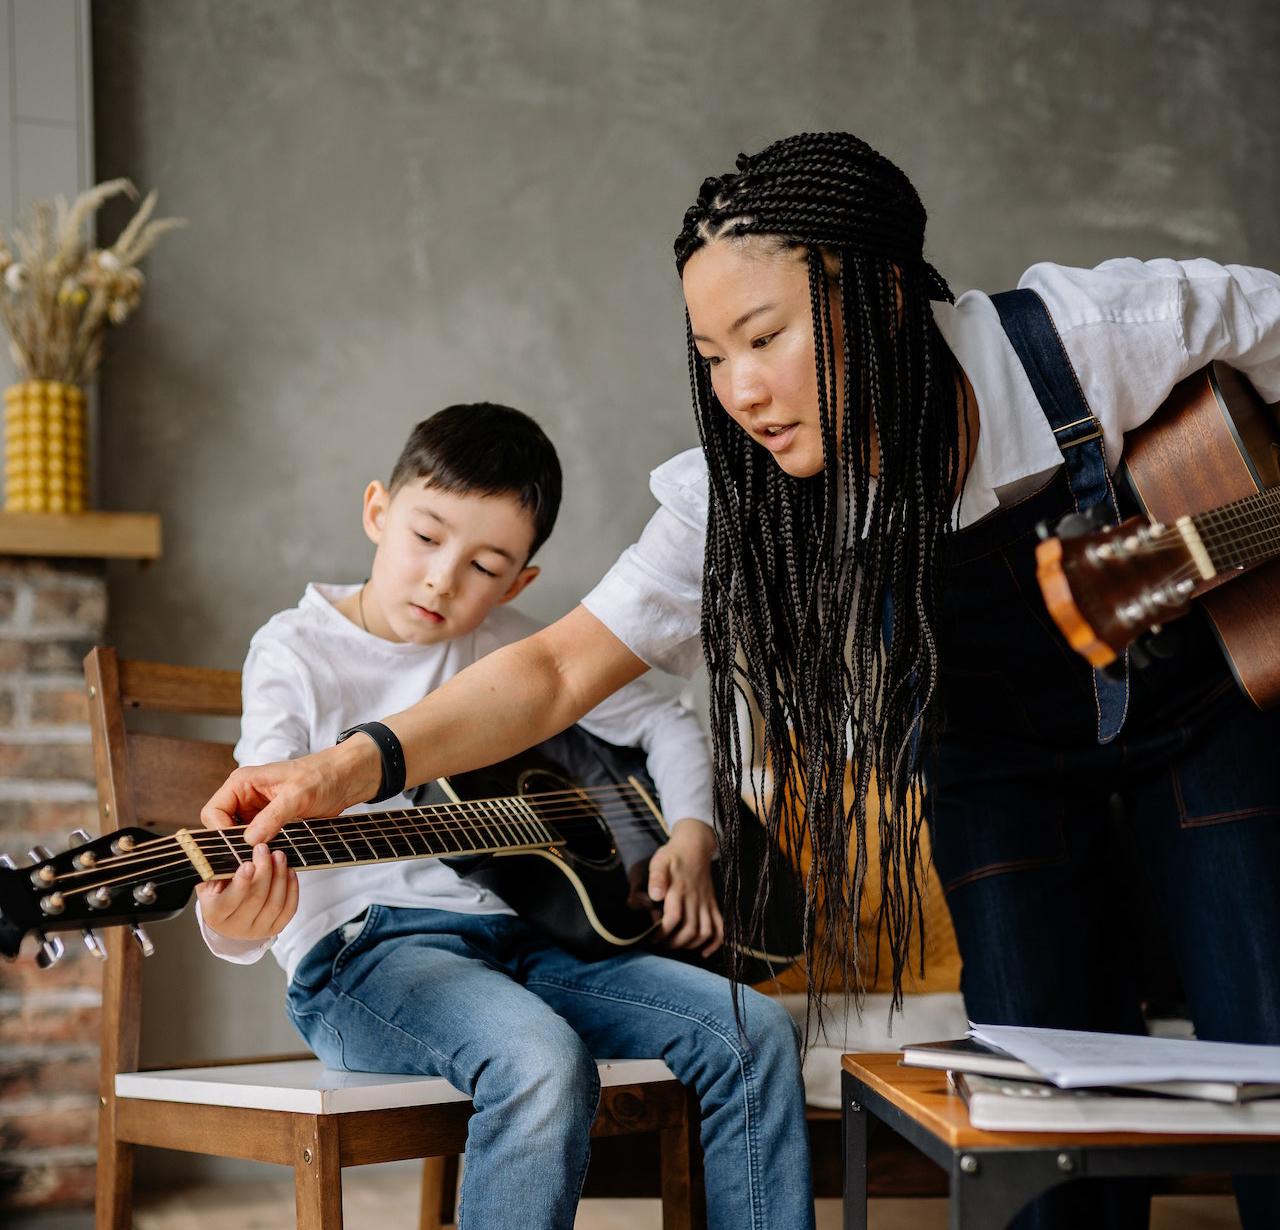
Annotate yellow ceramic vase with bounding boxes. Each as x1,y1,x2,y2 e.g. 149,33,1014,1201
3,380,87,513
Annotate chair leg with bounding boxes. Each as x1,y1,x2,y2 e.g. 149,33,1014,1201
294,1115,343,1230
658,1087,707,1230
440,1154,460,1224
94,1133,134,1230
418,1154,460,1230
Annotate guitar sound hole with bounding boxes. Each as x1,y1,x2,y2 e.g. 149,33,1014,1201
518,769,616,867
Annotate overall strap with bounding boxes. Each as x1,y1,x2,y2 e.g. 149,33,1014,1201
990,288,1129,743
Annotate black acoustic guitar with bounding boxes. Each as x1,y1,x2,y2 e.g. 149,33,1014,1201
0,726,804,984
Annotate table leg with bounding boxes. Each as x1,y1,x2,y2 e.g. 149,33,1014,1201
842,1068,869,1230
948,1150,1068,1230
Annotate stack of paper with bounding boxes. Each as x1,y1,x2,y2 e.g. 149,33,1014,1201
900,1024,1280,1133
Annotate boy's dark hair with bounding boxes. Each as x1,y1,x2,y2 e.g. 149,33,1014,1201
389,403,562,559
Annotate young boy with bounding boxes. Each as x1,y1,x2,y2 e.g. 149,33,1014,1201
196,403,814,1230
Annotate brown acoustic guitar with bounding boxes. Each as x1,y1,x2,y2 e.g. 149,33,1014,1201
1036,363,1280,709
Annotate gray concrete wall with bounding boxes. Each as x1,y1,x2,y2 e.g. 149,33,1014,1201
90,0,1279,1181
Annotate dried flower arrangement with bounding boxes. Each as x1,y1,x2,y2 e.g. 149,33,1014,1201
0,179,184,383
1,181,183,513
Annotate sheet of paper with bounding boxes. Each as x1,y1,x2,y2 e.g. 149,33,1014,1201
968,1023,1280,1089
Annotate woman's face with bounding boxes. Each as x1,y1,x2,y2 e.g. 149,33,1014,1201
682,237,843,480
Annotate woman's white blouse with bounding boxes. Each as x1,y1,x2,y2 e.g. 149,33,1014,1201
582,258,1280,678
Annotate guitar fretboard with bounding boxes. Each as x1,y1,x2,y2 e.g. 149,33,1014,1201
1194,484,1280,574
201,797,565,877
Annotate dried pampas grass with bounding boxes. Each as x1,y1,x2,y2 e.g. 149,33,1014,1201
0,180,184,384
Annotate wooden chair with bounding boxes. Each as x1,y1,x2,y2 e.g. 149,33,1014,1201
84,646,706,1230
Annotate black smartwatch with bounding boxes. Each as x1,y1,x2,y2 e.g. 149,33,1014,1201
336,720,407,804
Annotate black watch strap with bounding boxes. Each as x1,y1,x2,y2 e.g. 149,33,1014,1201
336,720,407,804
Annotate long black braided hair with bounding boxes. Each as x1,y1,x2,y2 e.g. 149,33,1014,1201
674,132,966,1015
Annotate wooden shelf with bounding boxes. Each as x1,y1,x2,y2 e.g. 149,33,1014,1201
0,511,161,560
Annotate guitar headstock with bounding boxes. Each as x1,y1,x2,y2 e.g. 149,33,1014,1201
0,827,197,965
1036,513,1202,666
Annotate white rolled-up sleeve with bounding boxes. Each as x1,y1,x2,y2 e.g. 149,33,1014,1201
1024,259,1280,473
581,448,707,679
196,914,273,965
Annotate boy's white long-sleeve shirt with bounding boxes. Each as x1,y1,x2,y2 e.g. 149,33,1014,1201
198,583,714,982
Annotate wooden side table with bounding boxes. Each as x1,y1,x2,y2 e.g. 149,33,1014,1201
842,1053,1280,1229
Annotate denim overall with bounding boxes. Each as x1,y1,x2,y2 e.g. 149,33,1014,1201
926,290,1280,1230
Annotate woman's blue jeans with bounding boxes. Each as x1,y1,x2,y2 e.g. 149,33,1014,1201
930,472,1280,1230
285,906,815,1230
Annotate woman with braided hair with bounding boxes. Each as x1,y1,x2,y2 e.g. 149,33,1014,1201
207,131,1280,1229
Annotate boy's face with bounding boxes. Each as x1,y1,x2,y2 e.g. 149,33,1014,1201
360,479,540,645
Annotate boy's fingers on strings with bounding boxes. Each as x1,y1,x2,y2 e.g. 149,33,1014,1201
695,904,720,956
703,901,725,956
648,852,671,901
281,864,299,926
659,879,685,934
225,845,272,920
670,896,705,949
251,850,293,932
193,881,226,922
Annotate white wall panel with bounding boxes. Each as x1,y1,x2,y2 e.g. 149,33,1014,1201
13,0,78,124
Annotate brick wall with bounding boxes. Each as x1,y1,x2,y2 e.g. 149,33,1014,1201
0,558,105,1212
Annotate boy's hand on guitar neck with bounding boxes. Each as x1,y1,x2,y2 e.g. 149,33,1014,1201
647,819,724,957
196,842,299,942
197,745,362,941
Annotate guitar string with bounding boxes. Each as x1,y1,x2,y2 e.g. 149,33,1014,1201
58,782,668,880
51,795,677,883
44,800,703,896
1070,485,1280,565
47,808,693,893
43,809,716,903
33,824,789,960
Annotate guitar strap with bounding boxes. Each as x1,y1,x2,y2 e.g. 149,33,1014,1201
990,288,1131,743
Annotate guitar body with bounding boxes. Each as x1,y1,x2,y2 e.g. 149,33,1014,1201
1126,363,1280,706
1037,364,1280,709
427,726,806,983
1122,364,1280,708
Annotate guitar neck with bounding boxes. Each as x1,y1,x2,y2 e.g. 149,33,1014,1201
1192,484,1280,574
188,795,565,880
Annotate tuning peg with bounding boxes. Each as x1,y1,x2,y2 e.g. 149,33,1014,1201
68,829,93,847
130,924,155,957
35,934,65,969
81,929,108,961
27,846,56,886
0,854,15,870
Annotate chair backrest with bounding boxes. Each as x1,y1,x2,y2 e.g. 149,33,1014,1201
85,648,241,838
83,647,247,1083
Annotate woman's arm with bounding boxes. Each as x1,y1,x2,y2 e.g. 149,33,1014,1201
202,605,650,844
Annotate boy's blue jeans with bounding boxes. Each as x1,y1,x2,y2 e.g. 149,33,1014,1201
285,906,815,1230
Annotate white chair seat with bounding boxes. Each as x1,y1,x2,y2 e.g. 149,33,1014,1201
116,1057,676,1116
780,991,970,1109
